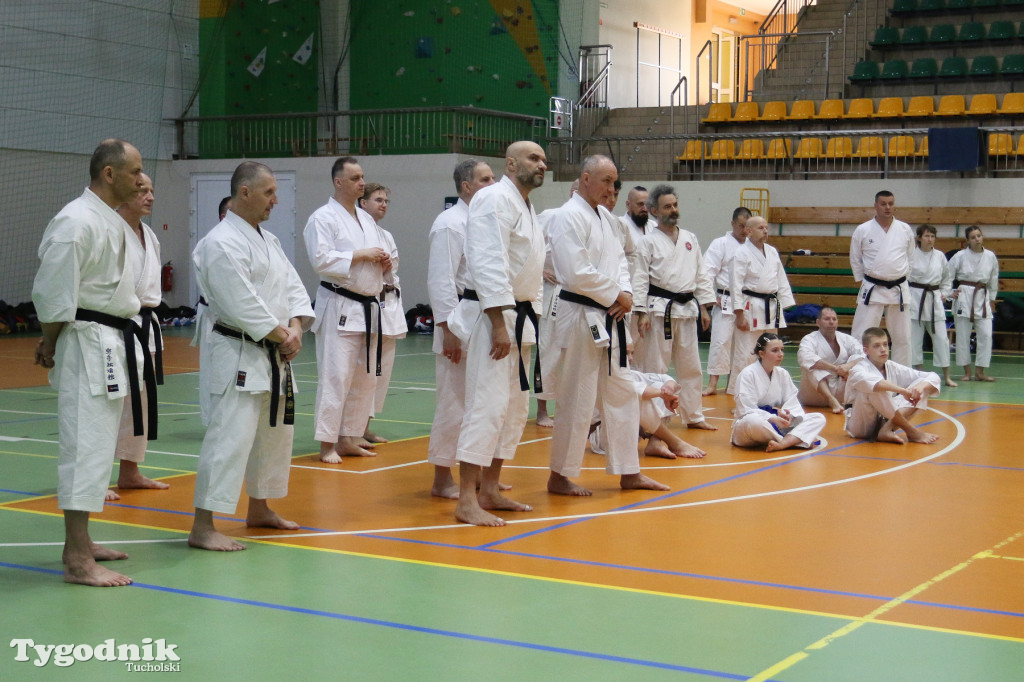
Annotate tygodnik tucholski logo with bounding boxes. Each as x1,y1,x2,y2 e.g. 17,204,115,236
10,638,180,671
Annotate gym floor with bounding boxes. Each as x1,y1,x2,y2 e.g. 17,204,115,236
2,330,1023,680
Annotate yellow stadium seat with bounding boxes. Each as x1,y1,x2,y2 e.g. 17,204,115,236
874,97,905,118
759,101,788,122
766,138,792,159
709,139,736,160
846,99,875,119
731,102,760,123
915,137,929,157
907,96,935,117
678,139,704,161
815,99,846,120
967,94,997,116
887,135,916,158
825,137,853,159
794,137,824,159
934,95,966,117
988,132,1015,156
854,136,885,158
786,100,816,120
702,103,732,125
737,139,766,160
998,92,1024,115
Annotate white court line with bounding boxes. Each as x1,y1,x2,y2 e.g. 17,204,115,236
0,539,187,548
249,407,964,539
0,435,200,459
0,408,56,416
291,459,427,474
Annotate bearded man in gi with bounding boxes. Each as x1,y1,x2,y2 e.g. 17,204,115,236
190,162,313,551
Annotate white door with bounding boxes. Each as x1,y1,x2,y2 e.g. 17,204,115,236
189,172,297,305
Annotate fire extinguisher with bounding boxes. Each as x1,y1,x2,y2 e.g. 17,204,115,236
162,261,174,292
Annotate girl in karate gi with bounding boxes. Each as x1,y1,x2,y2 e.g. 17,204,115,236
731,333,826,452
948,225,999,382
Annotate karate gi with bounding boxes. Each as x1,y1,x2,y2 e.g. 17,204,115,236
33,188,142,513
192,212,313,514
731,362,825,448
619,214,650,369
796,330,864,407
533,207,559,403
844,359,940,439
589,370,676,455
704,232,747,390
850,218,916,364
304,198,384,443
547,193,640,478
427,199,471,468
115,221,163,462
908,247,953,369
191,271,215,426
450,176,544,467
373,226,408,414
730,240,796,372
633,227,715,424
948,248,999,369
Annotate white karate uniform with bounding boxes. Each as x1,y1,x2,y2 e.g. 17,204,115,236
304,198,384,443
33,188,142,513
730,239,796,371
948,248,999,369
547,193,640,478
631,370,676,435
115,221,163,463
797,330,865,407
374,226,408,414
704,232,747,388
909,247,953,369
731,362,825,448
192,233,216,426
844,360,940,439
619,214,650,370
850,218,916,365
533,207,559,402
192,212,313,514
427,199,471,468
450,176,544,467
633,226,715,424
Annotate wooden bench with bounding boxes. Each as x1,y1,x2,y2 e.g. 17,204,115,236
769,206,1024,228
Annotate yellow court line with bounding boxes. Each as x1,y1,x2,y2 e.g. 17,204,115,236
987,552,1024,563
0,448,193,475
747,529,1024,681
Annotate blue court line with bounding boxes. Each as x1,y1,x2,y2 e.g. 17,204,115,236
0,560,768,680
0,487,41,496
358,534,1024,620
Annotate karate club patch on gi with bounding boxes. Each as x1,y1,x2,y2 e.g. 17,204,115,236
338,314,347,326
590,324,601,340
236,371,247,387
685,241,693,251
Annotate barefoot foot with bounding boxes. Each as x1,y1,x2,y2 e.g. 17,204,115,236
246,509,299,530
63,560,132,587
454,501,506,526
547,472,592,496
644,439,677,459
64,542,128,563
188,528,246,551
536,414,554,428
687,420,718,431
105,489,121,502
671,441,706,458
117,469,170,491
620,473,670,491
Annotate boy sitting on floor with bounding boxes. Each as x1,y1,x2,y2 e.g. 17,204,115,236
845,327,940,445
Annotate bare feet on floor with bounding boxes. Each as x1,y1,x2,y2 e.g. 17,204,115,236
644,438,677,459
117,463,170,491
547,472,592,496
63,558,132,587
975,373,995,382
905,427,940,444
671,440,706,458
620,473,670,491
431,481,460,499
960,375,972,382
246,509,299,530
876,431,907,444
687,420,718,431
63,542,128,563
536,414,554,428
765,434,802,452
701,385,718,396
944,377,959,387
105,489,121,502
479,490,532,512
454,501,506,526
320,438,375,463
363,428,388,444
829,399,845,414
188,528,245,551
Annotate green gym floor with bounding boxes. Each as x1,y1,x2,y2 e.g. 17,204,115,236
2,330,1024,681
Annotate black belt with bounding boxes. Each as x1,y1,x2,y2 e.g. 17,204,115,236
741,289,780,328
647,284,695,340
863,274,906,311
198,296,208,306
716,288,730,297
909,282,940,333
138,306,164,384
212,323,294,427
958,280,989,322
320,281,382,376
463,288,543,392
74,308,157,440
558,290,628,376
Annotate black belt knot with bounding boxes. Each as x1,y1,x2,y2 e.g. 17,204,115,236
464,289,543,392
647,284,695,340
138,306,164,385
909,282,941,332
863,274,907,311
320,281,383,376
741,289,780,328
558,290,628,376
212,323,294,427
74,308,157,440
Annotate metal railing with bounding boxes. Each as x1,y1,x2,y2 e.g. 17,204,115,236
696,40,715,106
170,107,547,160
668,76,689,137
760,0,818,70
841,0,890,94
740,30,835,101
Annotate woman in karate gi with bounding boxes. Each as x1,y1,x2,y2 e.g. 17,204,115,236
908,224,956,387
948,225,1000,382
731,333,826,452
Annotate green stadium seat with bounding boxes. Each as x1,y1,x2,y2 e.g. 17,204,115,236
871,27,900,47
1004,0,1024,6
987,21,1016,41
850,61,881,82
929,25,956,43
1001,54,1024,75
946,0,972,9
900,26,928,45
891,0,917,13
919,0,945,10
970,55,998,77
973,0,999,8
958,22,986,42
939,56,968,77
881,59,909,79
909,58,938,78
